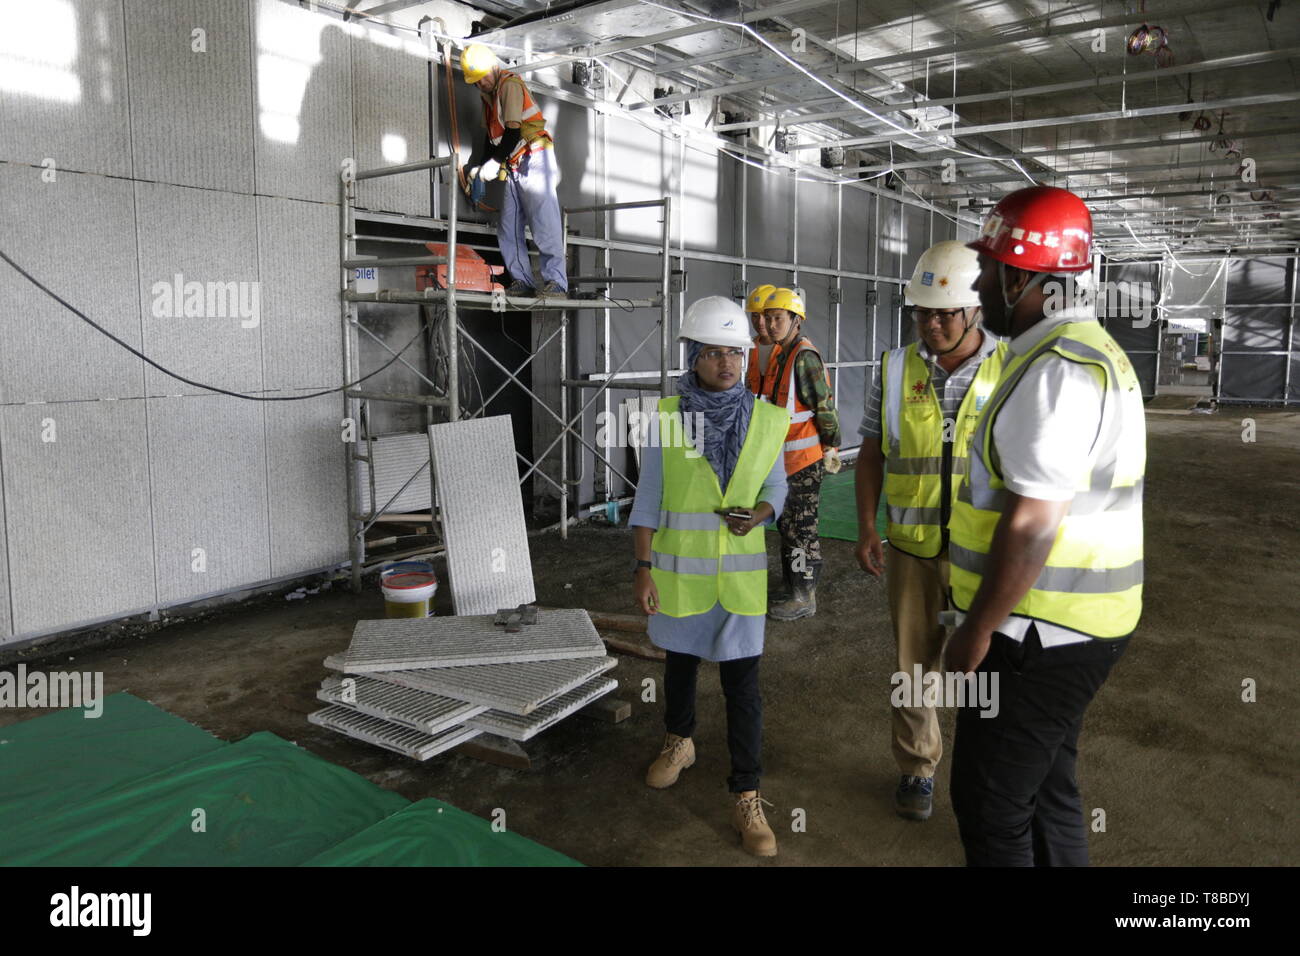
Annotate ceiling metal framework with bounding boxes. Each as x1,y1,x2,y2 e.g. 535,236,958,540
367,0,1300,255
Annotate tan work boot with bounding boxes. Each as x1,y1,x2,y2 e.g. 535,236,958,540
732,790,777,857
645,733,695,789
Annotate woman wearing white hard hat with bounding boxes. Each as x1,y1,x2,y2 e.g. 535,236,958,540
853,239,1008,823
628,295,790,858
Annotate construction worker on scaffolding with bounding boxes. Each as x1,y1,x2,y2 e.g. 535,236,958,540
747,287,842,621
460,43,568,298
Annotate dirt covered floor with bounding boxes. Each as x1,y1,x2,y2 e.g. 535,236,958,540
3,408,1297,866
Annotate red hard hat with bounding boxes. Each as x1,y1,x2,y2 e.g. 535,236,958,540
967,186,1093,273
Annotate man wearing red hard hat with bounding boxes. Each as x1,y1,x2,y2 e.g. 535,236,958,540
944,186,1146,866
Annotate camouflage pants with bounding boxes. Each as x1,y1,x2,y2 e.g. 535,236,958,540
778,459,824,570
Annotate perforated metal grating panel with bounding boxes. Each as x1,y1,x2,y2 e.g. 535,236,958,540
308,704,480,761
318,675,487,735
330,609,605,671
333,655,618,716
428,416,535,615
467,676,619,742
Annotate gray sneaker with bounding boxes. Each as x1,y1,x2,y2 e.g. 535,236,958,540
894,774,934,821
539,280,568,298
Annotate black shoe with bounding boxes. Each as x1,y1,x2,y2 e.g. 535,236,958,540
894,774,934,821
539,280,568,298
505,279,536,297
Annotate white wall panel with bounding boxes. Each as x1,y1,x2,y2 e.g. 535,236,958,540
0,441,11,641
256,195,342,388
265,388,346,577
252,0,353,203
0,0,133,176
135,182,262,397
0,165,144,403
125,0,254,193
146,394,270,604
0,400,155,636
350,26,429,216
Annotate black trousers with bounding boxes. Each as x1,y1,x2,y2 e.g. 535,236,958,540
950,624,1129,866
663,650,762,793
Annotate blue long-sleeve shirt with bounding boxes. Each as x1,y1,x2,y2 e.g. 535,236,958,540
628,413,787,662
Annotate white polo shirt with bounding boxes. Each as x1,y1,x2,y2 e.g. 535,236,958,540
960,306,1106,648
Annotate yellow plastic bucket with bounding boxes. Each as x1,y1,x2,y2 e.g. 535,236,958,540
382,571,438,618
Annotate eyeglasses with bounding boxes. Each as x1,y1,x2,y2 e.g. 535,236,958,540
910,308,968,325
700,347,746,362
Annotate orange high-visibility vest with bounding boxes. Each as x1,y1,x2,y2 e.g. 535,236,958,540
482,71,552,167
746,336,827,475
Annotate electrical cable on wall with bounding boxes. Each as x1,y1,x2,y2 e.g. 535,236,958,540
0,247,426,403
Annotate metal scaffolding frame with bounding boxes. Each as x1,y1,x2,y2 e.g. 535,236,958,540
337,153,670,593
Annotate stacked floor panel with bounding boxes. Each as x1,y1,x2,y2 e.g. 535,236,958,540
309,608,618,759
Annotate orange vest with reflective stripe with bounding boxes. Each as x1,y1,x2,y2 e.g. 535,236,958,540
483,71,552,167
746,337,826,475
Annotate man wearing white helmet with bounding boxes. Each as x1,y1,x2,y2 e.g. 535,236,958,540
628,296,790,858
853,240,1009,822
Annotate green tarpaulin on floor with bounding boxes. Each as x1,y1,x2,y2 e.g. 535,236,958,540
816,468,887,542
761,468,886,543
0,692,579,867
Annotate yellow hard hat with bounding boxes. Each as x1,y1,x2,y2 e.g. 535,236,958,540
461,43,497,84
763,287,806,320
746,284,776,313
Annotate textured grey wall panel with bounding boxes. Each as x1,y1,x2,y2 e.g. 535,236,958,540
333,609,604,671
308,703,480,760
356,432,431,514
318,675,487,734
842,192,873,275
0,0,132,175
0,166,144,403
467,675,618,741
135,182,262,397
146,395,270,604
359,655,618,715
251,0,353,203
350,26,428,216
0,401,155,636
125,0,255,193
264,388,346,577
256,196,342,389
0,448,10,641
428,415,536,615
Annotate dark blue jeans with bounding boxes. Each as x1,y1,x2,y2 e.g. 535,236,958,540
950,624,1129,866
663,650,762,793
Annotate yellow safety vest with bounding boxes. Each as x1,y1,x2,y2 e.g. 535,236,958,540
879,340,1008,558
651,396,790,616
949,321,1146,639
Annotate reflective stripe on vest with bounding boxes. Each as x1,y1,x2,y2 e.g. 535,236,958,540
879,340,1007,558
485,72,552,165
948,321,1146,639
650,396,790,616
746,338,826,475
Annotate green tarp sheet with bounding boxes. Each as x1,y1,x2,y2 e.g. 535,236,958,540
0,692,579,867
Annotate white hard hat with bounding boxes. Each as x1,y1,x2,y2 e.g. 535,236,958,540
679,296,754,349
904,240,982,309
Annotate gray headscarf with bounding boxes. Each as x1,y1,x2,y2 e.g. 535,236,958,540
676,339,755,491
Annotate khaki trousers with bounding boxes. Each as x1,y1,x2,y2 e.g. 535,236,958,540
887,546,950,778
